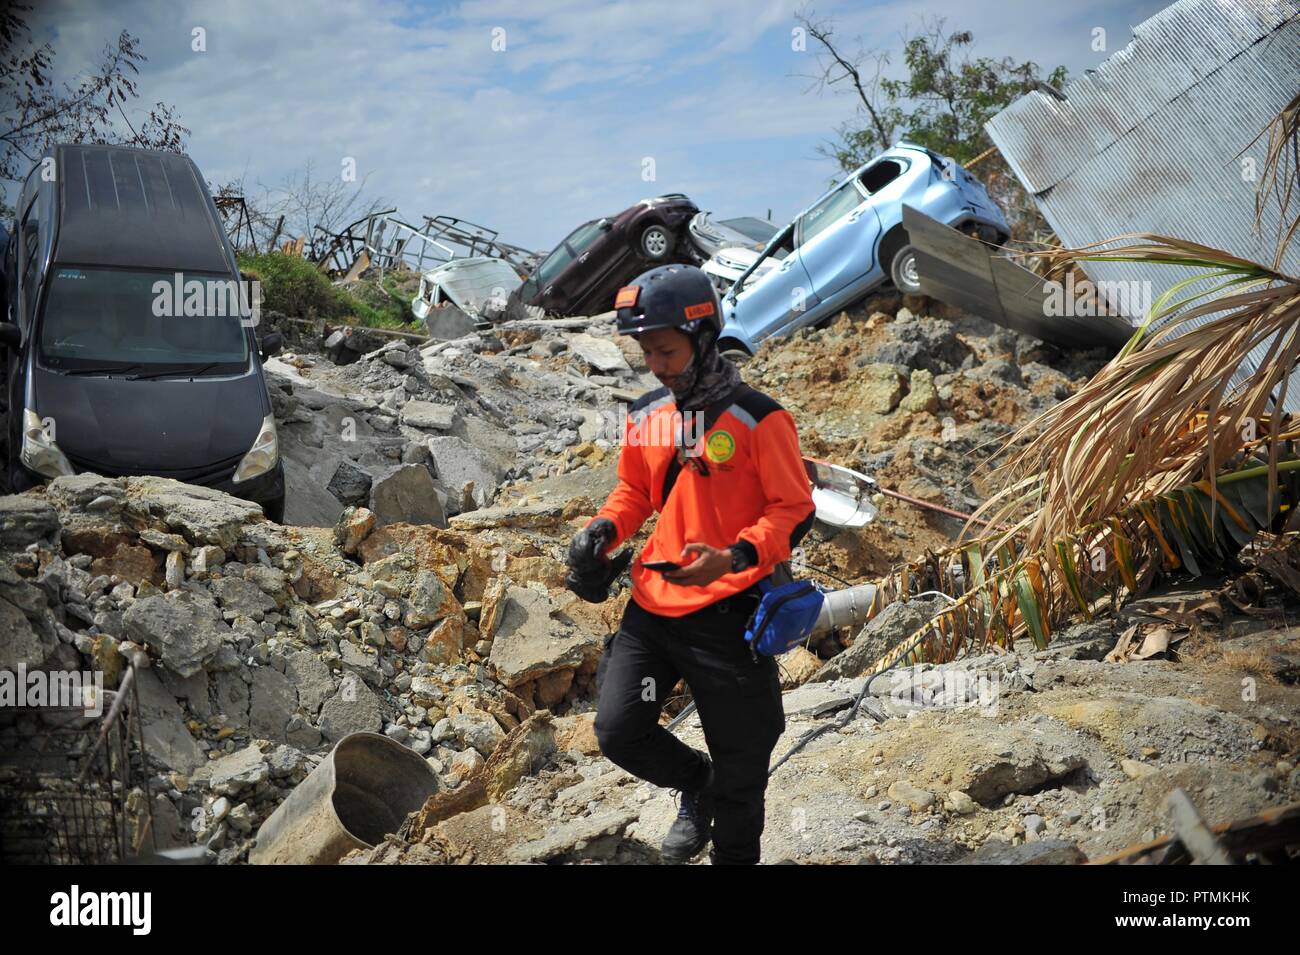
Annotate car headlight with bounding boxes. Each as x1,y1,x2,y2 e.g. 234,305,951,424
233,413,279,483
20,409,75,479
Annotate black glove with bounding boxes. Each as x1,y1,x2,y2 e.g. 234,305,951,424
566,518,630,603
568,518,617,576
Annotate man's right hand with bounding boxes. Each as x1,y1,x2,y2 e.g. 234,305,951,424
566,517,627,603
568,517,617,576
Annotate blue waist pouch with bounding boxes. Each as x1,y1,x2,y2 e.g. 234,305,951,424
743,577,825,658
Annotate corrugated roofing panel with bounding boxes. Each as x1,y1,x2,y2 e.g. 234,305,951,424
986,0,1300,408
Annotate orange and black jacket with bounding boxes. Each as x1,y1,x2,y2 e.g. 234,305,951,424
591,384,816,617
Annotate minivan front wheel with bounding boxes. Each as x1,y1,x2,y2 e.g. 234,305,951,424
890,245,922,295
640,224,672,261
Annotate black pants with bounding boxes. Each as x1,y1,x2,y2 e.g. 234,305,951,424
593,590,786,865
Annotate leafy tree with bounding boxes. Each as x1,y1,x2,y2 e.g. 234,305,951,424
0,3,189,206
795,9,1067,241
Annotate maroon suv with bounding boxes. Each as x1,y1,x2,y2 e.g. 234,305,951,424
508,194,698,317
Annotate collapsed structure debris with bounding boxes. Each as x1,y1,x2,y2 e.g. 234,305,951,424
980,0,1300,398
312,210,540,281
2,288,1295,866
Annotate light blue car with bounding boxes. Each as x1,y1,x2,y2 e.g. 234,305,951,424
717,142,1010,356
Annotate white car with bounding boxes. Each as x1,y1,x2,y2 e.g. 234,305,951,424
412,257,535,324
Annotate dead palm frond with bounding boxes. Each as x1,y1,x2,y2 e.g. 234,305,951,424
840,94,1300,675
966,235,1300,562
1251,90,1300,269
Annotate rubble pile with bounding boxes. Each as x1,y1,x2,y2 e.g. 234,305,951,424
2,296,1297,866
0,470,620,863
741,298,1110,579
265,315,646,529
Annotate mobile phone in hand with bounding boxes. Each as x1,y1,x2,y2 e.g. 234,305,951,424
641,560,682,572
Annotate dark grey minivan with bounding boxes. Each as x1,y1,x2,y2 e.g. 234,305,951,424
0,144,285,521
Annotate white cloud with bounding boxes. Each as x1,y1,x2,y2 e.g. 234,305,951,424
11,0,1171,247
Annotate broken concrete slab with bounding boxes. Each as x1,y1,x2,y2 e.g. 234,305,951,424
0,496,60,552
318,673,382,741
125,476,266,549
506,806,639,863
567,333,633,374
483,582,599,688
400,400,458,431
134,667,206,774
123,591,230,678
249,666,298,742
369,464,447,528
207,744,270,796
813,595,946,683
286,649,335,716
425,434,510,513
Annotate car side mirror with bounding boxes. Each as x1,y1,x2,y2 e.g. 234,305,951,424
0,323,19,351
260,330,284,358
598,219,612,232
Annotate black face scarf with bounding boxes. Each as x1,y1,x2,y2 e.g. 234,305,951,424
668,326,743,412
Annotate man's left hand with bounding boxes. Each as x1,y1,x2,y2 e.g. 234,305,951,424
662,542,732,587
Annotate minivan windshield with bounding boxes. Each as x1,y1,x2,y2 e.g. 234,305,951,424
38,266,250,375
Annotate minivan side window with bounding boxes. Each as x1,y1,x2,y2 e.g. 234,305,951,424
20,192,41,323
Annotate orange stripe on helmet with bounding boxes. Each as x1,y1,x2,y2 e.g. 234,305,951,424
614,286,640,309
683,301,715,320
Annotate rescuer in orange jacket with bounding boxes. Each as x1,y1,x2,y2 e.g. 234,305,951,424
565,264,815,865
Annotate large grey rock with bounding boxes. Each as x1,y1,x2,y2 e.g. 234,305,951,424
210,576,279,620
126,476,264,549
208,744,269,795
249,666,297,742
424,435,508,512
318,673,382,741
134,668,205,774
567,333,632,374
486,585,598,688
423,303,477,341
159,667,212,721
400,400,458,431
285,650,334,716
507,807,639,864
369,464,446,528
0,496,60,551
338,640,382,688
870,315,970,374
124,591,231,678
326,461,372,507
812,595,946,683
212,669,251,731
451,711,506,758
0,596,51,670
405,569,458,628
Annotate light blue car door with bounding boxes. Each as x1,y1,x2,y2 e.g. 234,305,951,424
725,225,819,344
793,175,882,319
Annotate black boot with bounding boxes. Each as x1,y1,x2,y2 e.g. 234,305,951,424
661,756,715,864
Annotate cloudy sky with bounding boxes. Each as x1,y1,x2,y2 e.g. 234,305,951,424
18,0,1171,250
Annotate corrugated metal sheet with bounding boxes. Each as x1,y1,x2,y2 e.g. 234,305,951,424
986,0,1300,407
904,205,1134,349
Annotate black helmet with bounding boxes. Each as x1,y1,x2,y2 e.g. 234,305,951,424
614,264,722,339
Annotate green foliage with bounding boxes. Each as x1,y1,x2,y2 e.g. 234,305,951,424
236,251,415,330
879,29,1066,166
821,20,1066,173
